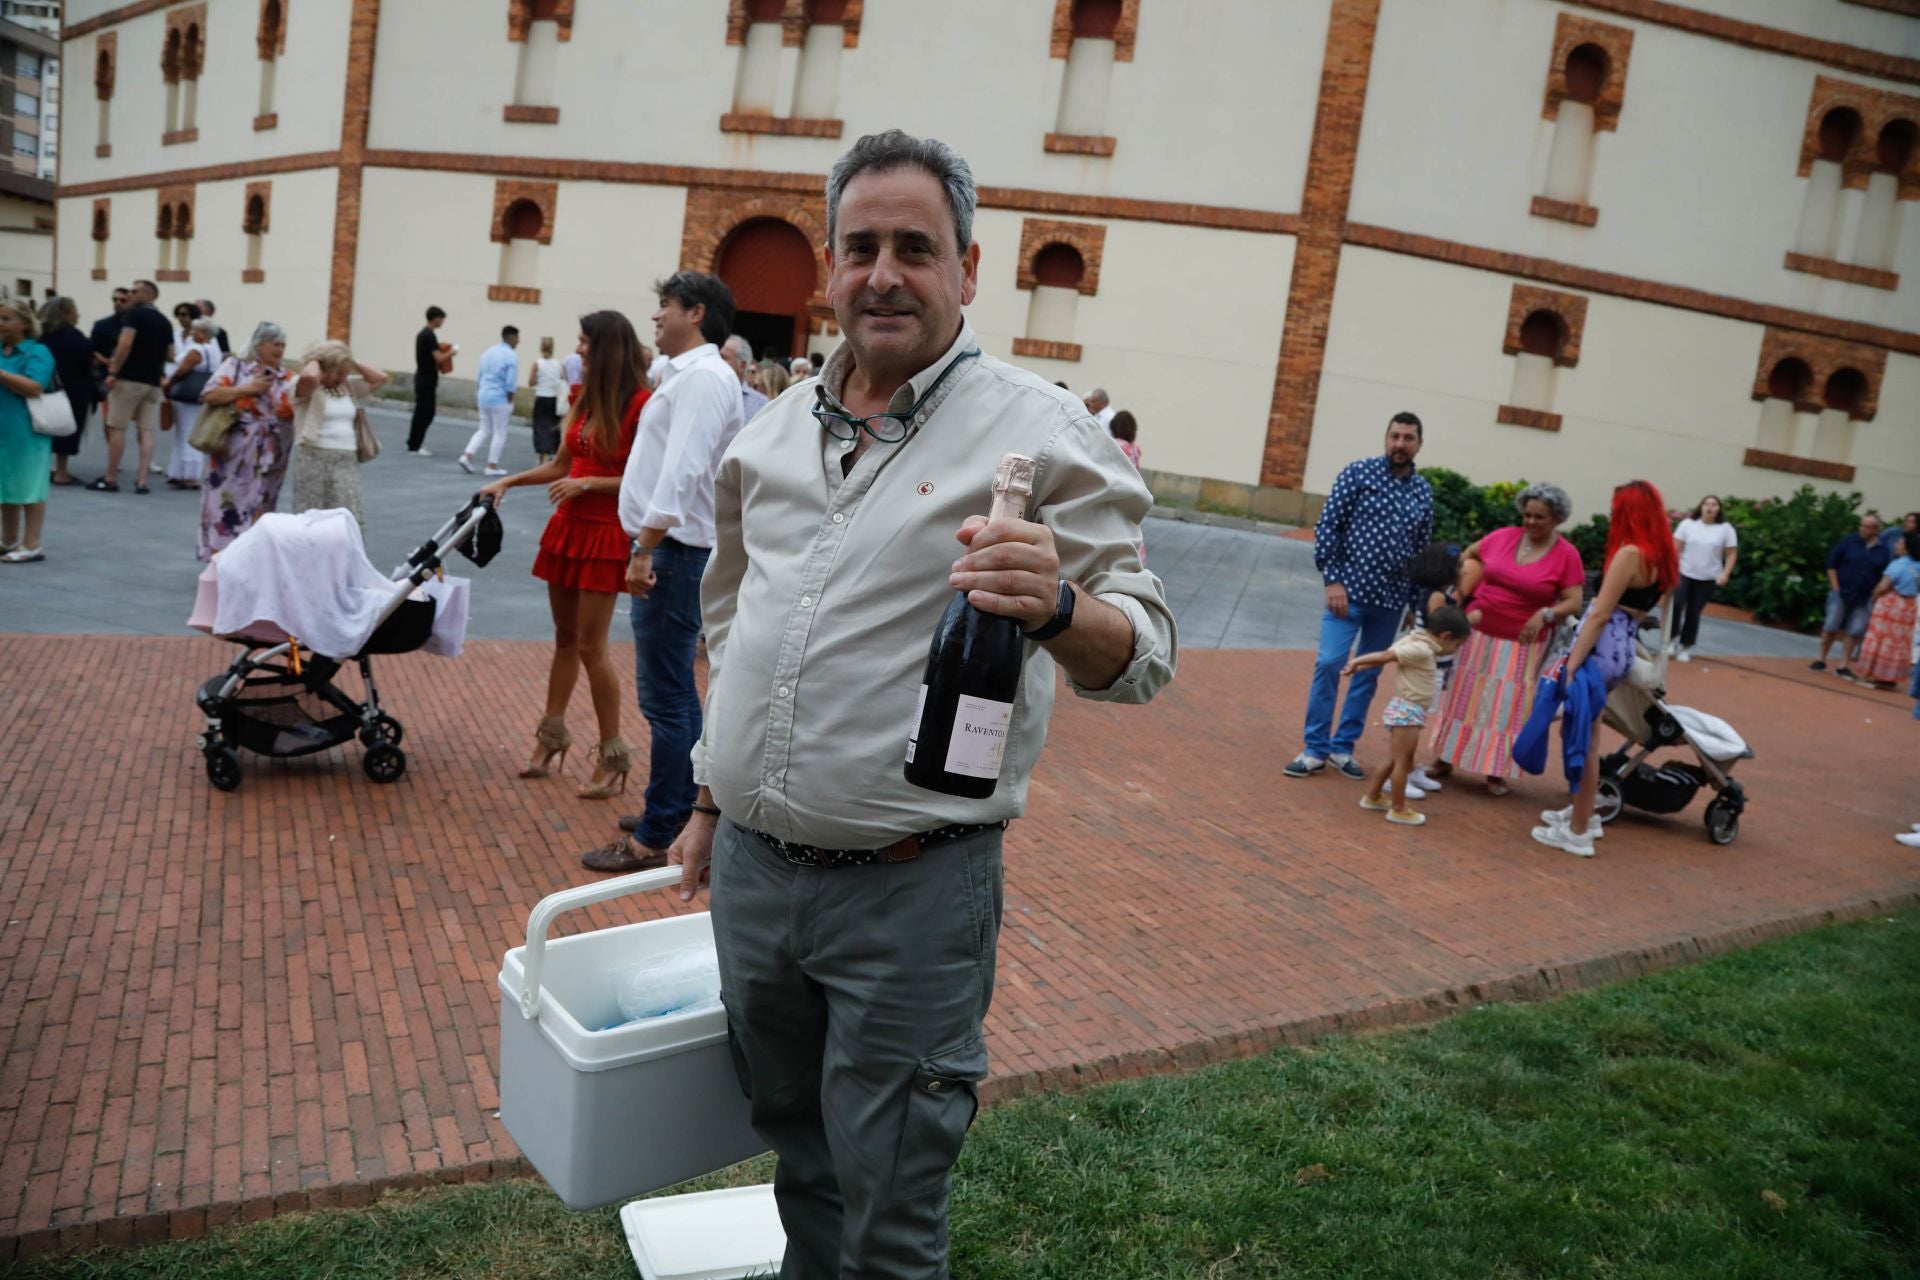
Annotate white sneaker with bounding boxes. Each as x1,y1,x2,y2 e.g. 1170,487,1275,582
1897,832,1920,849
1676,647,1692,663
1407,766,1442,792
1531,823,1595,857
410,447,434,457
457,456,476,474
484,465,508,477
1539,806,1604,839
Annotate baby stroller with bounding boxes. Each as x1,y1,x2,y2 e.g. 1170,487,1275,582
188,497,501,791
1593,609,1753,845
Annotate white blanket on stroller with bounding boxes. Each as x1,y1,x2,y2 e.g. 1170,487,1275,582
1668,705,1750,762
188,509,448,659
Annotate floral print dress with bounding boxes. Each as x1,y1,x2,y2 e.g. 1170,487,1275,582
198,356,296,562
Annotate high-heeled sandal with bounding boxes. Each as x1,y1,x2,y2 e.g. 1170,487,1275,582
518,716,572,779
578,737,633,799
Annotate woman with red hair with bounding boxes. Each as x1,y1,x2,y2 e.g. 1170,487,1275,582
1532,480,1678,857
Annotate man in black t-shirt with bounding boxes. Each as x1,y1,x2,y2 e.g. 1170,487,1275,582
89,287,130,404
94,279,176,492
408,305,452,454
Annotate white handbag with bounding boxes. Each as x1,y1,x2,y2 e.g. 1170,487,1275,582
27,373,77,438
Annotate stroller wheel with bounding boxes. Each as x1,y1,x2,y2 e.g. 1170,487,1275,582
363,742,407,784
204,747,242,792
1594,775,1624,825
373,715,404,746
1704,795,1739,846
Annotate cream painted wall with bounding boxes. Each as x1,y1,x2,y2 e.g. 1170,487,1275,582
965,210,1292,487
55,169,338,347
368,0,1327,215
350,167,689,379
1353,0,1920,334
59,0,352,191
1311,247,1918,521
0,227,52,298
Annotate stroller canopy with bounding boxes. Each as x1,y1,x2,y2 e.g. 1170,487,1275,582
188,509,470,659
1667,705,1752,763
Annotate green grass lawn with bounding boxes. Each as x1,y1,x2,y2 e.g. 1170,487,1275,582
18,913,1919,1279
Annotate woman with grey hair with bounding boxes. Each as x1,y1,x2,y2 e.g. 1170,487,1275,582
1425,481,1585,795
291,339,389,522
196,321,297,561
161,316,222,488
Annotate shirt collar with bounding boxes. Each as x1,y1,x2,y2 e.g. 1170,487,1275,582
818,320,978,419
667,342,718,374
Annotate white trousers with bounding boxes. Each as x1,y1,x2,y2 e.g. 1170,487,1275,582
464,404,511,465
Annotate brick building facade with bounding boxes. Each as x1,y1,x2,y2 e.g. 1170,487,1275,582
52,0,1920,519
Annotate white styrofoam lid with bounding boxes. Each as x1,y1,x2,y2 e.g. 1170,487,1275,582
620,1184,786,1280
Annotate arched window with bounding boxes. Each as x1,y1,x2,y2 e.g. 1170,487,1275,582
1537,16,1631,223
504,199,545,241
1747,330,1884,481
259,0,283,57
1824,368,1866,415
183,24,203,78
1791,98,1870,272
244,195,266,236
94,48,112,97
256,0,284,126
1850,117,1916,275
1015,223,1103,362
161,28,182,83
508,0,566,123
1766,357,1812,404
1819,106,1863,163
174,203,193,239
157,205,174,240
90,199,110,279
1052,0,1124,150
243,182,272,281
1517,310,1565,360
92,206,109,241
805,0,846,19
93,34,116,156
1032,244,1086,290
717,217,820,360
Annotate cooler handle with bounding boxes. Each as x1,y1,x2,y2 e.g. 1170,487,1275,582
518,867,685,1020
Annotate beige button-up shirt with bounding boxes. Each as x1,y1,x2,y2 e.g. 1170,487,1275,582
691,322,1177,848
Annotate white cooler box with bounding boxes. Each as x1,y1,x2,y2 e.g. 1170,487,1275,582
498,867,767,1210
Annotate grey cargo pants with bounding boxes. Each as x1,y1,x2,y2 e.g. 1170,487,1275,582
710,817,1003,1280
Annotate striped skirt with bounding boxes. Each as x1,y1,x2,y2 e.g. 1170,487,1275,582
1429,629,1551,779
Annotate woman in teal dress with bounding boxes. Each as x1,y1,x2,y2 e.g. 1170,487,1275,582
0,296,57,564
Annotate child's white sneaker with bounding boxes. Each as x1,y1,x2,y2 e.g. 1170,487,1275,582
1539,805,1604,839
1531,823,1594,857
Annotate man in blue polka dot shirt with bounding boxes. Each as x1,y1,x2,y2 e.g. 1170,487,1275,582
1287,412,1433,781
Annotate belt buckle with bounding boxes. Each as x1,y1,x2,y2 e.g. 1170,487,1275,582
882,837,921,864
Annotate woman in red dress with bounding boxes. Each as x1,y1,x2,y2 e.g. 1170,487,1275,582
479,310,648,798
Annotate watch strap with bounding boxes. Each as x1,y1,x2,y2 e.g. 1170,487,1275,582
1023,579,1074,641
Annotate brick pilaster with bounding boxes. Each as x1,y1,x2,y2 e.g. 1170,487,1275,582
1260,0,1382,490
327,0,380,341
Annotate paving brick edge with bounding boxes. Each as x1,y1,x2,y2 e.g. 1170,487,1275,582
7,887,1915,1265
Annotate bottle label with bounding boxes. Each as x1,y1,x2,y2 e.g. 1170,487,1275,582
944,693,1013,779
905,684,927,763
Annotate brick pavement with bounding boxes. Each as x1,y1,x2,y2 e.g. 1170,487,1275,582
2,637,1915,1261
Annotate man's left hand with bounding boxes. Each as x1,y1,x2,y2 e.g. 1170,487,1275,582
951,516,1061,633
627,552,656,598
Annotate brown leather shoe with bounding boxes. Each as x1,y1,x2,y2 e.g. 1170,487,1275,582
580,837,668,874
617,814,641,833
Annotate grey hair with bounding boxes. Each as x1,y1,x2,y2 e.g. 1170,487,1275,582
189,316,218,340
0,296,41,339
826,129,977,253
246,321,287,357
723,334,754,363
1515,481,1573,524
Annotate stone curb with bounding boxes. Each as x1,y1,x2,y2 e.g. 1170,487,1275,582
7,886,1913,1265
1147,505,1299,538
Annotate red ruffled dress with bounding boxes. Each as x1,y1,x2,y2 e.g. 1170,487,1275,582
531,389,646,594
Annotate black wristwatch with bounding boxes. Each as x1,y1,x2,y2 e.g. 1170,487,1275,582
1023,579,1075,641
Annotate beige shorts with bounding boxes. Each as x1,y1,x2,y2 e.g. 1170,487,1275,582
107,379,163,432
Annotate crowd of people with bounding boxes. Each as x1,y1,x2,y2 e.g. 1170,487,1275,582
1291,416,1918,857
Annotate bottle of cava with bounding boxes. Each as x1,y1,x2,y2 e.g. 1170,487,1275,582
905,453,1036,798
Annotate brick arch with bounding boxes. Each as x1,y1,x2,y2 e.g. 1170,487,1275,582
489,180,557,244
1541,13,1633,132
1050,0,1138,61
161,26,182,83
258,0,287,60
1750,327,1886,422
1502,284,1587,368
507,0,575,43
725,0,863,50
1800,76,1920,197
92,199,110,242
94,32,116,99
682,187,830,330
1016,218,1106,295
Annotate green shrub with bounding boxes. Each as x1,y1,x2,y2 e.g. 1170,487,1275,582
1715,486,1861,629
1425,467,1528,547
1565,514,1609,567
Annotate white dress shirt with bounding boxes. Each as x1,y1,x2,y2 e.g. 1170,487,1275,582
617,342,745,548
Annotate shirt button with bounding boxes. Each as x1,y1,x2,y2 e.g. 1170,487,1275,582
800,596,814,608
831,513,846,524
777,686,791,698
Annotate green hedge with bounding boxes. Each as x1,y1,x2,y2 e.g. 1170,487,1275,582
1421,468,1861,631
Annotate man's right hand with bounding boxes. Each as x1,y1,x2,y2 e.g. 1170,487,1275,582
668,815,718,902
1325,582,1349,619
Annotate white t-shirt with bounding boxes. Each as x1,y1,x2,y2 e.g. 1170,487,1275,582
1675,518,1737,582
533,357,566,399
313,391,359,452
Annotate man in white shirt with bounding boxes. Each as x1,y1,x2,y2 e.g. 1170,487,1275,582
720,333,769,423
583,272,745,872
1083,386,1116,431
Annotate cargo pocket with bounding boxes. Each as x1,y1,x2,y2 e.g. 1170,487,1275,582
891,1037,987,1200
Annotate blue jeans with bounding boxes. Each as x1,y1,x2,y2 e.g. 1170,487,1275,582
1302,602,1404,759
630,539,710,850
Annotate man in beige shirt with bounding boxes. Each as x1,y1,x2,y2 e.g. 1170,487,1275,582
664,130,1175,1277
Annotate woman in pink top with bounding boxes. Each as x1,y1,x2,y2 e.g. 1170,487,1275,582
1426,483,1585,795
